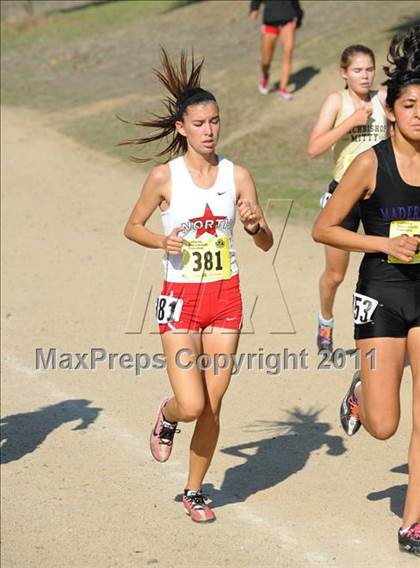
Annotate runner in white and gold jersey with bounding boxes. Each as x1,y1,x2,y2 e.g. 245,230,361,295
307,45,388,352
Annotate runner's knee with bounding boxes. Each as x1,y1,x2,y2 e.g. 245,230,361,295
178,401,205,422
325,270,345,287
282,46,293,58
366,417,398,440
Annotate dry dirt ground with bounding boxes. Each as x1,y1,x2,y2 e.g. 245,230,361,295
1,105,416,568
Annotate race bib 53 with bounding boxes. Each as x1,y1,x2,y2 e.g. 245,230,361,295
353,292,378,325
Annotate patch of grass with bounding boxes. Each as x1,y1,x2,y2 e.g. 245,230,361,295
1,0,184,51
3,0,420,218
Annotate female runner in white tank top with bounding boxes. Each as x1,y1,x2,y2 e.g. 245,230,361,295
122,50,273,523
307,45,388,352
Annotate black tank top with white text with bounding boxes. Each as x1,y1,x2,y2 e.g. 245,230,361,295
359,138,420,282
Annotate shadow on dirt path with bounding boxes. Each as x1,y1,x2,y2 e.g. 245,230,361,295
1,399,102,464
175,407,346,509
367,463,408,519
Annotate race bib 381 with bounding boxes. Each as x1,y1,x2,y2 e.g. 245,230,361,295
182,236,231,282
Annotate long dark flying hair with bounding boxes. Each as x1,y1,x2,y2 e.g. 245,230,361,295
383,25,420,108
118,49,217,162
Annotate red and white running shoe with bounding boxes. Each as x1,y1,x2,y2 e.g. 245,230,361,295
258,77,269,95
150,397,179,463
183,490,216,523
277,87,293,100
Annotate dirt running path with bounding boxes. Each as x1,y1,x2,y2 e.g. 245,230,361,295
1,106,414,568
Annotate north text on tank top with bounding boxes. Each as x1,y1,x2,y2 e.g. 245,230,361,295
359,138,420,282
161,156,238,283
333,90,388,182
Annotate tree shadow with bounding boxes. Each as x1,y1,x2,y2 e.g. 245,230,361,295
174,407,346,508
272,65,320,94
388,15,420,37
367,463,408,519
165,0,204,12
48,1,117,16
1,399,102,464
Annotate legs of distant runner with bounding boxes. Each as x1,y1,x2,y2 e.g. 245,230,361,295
261,32,277,82
319,245,350,320
278,21,296,90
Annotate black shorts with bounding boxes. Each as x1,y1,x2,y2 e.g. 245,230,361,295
354,279,420,340
261,20,295,35
264,18,295,27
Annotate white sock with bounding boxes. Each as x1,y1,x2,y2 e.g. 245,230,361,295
319,313,334,326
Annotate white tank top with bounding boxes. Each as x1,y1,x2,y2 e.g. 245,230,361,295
333,90,388,181
161,155,239,283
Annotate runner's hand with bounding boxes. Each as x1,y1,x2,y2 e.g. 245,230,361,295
351,102,373,127
387,235,420,262
238,199,262,232
249,10,259,20
163,227,183,255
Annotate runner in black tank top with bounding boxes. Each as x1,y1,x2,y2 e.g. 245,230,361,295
355,138,420,340
359,137,420,284
312,26,420,557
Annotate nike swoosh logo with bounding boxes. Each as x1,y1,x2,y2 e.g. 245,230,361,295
217,191,226,195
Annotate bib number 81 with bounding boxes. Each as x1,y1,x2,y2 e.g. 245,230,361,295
155,294,183,324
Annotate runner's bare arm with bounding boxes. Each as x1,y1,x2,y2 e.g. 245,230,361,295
307,92,369,158
312,150,420,261
124,164,182,253
234,164,273,252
